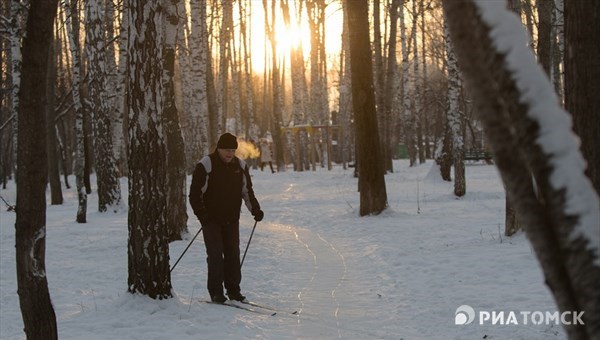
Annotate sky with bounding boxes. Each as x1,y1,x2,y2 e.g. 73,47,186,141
0,160,568,339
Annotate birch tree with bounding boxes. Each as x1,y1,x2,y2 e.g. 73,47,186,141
412,0,425,165
281,0,307,171
110,0,127,175
240,0,257,141
444,1,600,337
127,0,172,299
162,0,188,242
444,21,465,197
346,0,388,216
187,0,209,170
15,0,59,337
9,0,27,180
64,0,87,223
217,0,233,136
85,0,122,212
399,0,415,166
338,0,353,169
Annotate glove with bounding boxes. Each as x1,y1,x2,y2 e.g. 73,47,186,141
252,209,264,222
197,210,210,226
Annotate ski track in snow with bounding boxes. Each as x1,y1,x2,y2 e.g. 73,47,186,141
0,161,565,339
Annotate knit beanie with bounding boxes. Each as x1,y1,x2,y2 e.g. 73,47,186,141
216,133,238,149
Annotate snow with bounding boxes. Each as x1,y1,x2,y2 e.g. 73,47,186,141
1,160,567,339
474,0,600,266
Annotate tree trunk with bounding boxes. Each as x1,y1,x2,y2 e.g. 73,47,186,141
47,31,63,205
9,0,27,182
346,0,388,216
536,0,553,75
64,0,87,223
564,0,600,196
188,0,210,169
15,0,59,338
383,0,400,174
85,0,122,213
163,0,189,242
444,21,465,197
217,0,232,136
444,1,600,337
127,0,172,300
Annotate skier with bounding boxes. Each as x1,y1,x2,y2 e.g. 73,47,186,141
189,132,264,303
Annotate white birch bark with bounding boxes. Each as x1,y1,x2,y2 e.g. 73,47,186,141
114,2,128,174
126,0,172,299
9,0,27,178
217,0,232,136
63,0,87,222
230,39,242,135
85,0,122,212
106,0,125,175
399,0,413,165
411,0,424,165
188,0,209,164
444,22,465,197
339,0,353,169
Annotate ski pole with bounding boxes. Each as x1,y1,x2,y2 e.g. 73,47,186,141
170,226,203,273
240,220,258,269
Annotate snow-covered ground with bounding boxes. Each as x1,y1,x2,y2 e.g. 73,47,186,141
0,160,565,339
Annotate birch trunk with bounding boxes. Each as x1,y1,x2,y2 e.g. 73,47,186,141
127,0,172,299
162,0,188,242
85,0,122,213
444,22,465,197
188,0,209,167
217,0,233,136
64,0,87,223
9,0,27,180
339,0,353,169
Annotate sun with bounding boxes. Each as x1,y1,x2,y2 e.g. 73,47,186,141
246,1,342,73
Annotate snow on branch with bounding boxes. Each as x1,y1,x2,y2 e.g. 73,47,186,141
473,0,600,265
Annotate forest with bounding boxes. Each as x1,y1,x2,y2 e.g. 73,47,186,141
1,0,599,339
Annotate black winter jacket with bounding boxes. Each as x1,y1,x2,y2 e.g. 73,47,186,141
189,152,260,224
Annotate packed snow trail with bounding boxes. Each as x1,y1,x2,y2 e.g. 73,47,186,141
0,161,565,339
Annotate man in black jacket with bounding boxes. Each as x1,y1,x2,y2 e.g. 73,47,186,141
189,133,264,303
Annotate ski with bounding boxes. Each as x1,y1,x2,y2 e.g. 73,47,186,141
199,300,276,316
240,300,298,315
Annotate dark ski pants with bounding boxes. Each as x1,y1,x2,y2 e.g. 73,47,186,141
202,220,242,297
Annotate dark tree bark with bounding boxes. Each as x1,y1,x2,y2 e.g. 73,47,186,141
565,0,600,195
47,30,63,205
536,0,553,75
127,0,172,299
163,0,189,242
346,0,388,216
15,0,59,338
